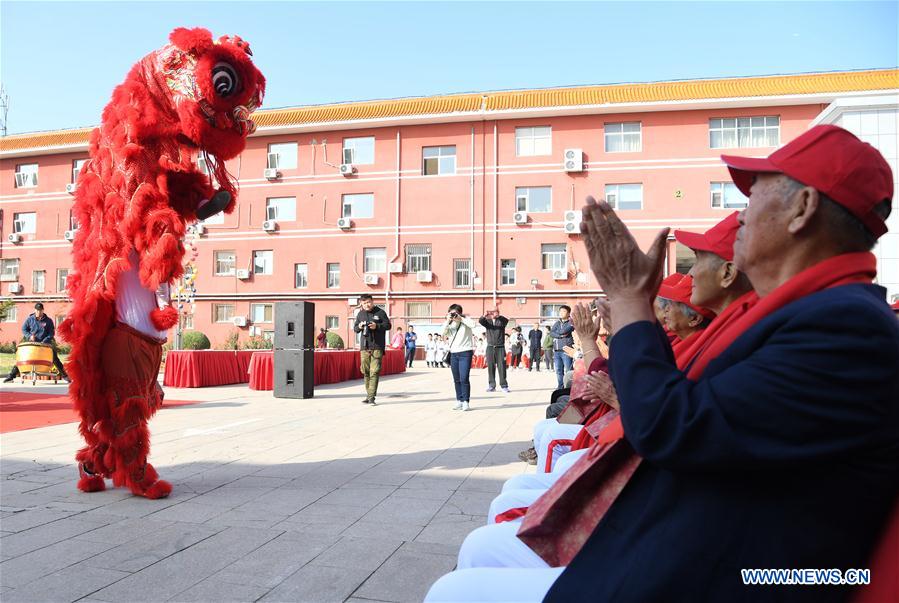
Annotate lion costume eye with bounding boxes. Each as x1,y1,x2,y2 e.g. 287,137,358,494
211,62,239,98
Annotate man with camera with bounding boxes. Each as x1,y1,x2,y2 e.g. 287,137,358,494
353,294,391,406
478,309,510,393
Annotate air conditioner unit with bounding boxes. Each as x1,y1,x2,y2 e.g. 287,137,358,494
262,220,278,233
552,269,569,281
364,274,380,285
263,168,281,180
416,270,433,283
513,211,528,225
8,233,22,244
337,217,353,230
65,183,78,194
64,229,77,242
563,221,580,234
563,148,584,172
576,271,589,284
387,262,404,273
339,163,356,176
232,316,248,327
8,283,23,294
236,269,251,280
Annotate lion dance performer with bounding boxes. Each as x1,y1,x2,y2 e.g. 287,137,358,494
58,28,265,498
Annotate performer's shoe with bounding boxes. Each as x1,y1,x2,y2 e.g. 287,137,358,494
195,190,232,221
77,463,106,493
130,463,172,499
361,398,372,404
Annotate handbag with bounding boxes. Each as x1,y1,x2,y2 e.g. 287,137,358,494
440,324,460,364
516,427,642,567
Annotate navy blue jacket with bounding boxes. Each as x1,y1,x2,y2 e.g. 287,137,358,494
550,319,575,351
22,313,55,343
545,284,899,603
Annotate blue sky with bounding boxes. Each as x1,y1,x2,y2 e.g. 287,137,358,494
1,1,896,135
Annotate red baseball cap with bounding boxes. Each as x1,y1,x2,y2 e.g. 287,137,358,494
657,274,717,320
891,300,899,313
721,124,893,238
656,273,685,296
674,212,740,262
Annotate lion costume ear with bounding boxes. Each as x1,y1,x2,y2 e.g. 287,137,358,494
169,27,214,53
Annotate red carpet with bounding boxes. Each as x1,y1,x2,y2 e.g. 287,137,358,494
0,392,201,433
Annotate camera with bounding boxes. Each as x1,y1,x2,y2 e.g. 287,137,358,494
449,311,459,319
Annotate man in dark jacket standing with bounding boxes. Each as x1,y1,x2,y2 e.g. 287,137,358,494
549,305,574,388
527,323,543,371
478,310,509,393
353,294,391,405
4,302,69,382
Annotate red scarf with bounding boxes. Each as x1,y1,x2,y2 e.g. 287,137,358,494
674,291,758,371
686,252,876,379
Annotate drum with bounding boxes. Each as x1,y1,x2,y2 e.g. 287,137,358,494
15,342,56,380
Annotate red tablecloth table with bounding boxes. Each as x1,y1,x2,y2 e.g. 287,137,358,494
163,350,256,388
472,355,486,369
248,349,406,391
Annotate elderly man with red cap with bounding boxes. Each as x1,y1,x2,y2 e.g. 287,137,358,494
426,125,899,603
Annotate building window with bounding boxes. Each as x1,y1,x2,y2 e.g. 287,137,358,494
32,270,46,294
604,122,642,153
69,211,79,231
405,244,432,273
406,302,432,321
422,146,456,175
710,182,748,209
325,315,339,329
709,116,779,149
501,259,516,285
515,126,552,156
295,263,308,288
515,186,552,213
251,303,273,323
676,242,696,275
55,314,66,328
364,248,387,273
541,303,565,319
72,159,87,183
13,212,36,234
3,304,17,323
267,142,298,170
454,258,471,288
342,136,375,165
605,183,643,210
214,251,236,276
15,163,38,188
266,197,296,222
182,313,194,329
341,193,374,219
327,263,340,288
253,250,273,275
57,268,70,292
214,304,235,323
541,244,567,271
0,259,20,281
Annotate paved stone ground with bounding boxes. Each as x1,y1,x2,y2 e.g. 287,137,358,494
0,363,556,602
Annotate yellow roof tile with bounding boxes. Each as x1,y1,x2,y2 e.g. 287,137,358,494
2,69,896,153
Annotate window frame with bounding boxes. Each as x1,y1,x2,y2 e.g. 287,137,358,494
405,244,432,273
710,181,748,209
405,302,432,322
252,250,274,275
363,248,387,274
327,263,340,288
265,197,297,222
15,163,38,188
250,303,274,324
604,121,642,153
294,263,308,288
541,244,567,271
515,126,552,157
604,183,643,211
3,304,17,323
515,186,552,213
454,258,471,288
709,116,780,149
32,270,46,294
341,193,375,219
213,304,235,323
267,142,298,170
422,145,457,176
540,303,564,320
500,259,517,286
1,259,20,281
57,268,70,292
13,212,36,234
214,251,236,276
342,136,375,165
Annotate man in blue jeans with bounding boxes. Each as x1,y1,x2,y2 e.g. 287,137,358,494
549,305,574,389
404,326,418,368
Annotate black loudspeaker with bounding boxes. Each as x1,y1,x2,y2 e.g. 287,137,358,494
273,349,314,399
274,302,314,350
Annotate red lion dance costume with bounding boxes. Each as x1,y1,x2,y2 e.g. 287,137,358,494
58,28,265,499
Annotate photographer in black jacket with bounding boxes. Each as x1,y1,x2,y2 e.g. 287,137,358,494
478,309,509,393
353,294,391,406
